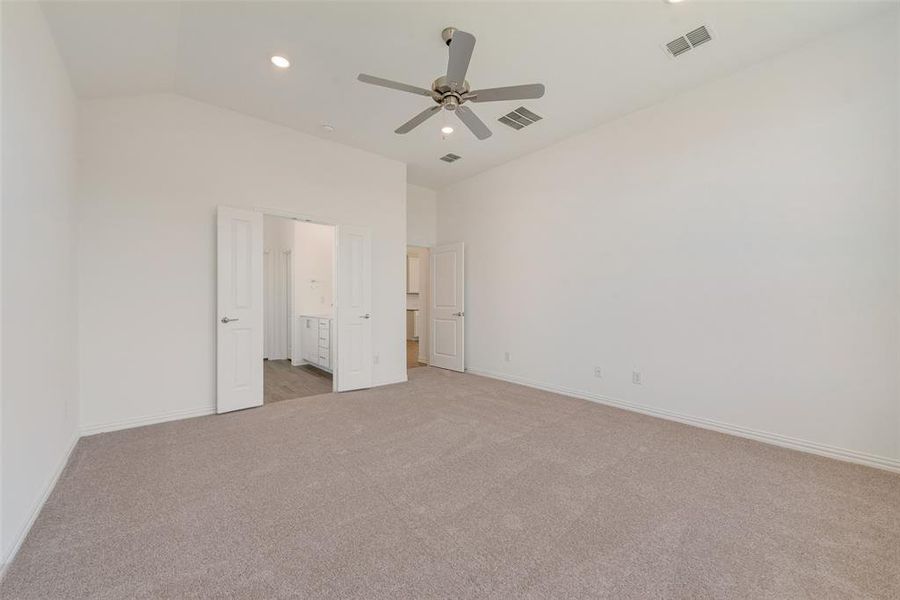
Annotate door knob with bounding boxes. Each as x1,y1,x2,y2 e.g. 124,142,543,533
453,311,465,317
360,313,371,319
221,316,239,323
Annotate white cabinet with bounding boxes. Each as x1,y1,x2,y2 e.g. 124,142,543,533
407,255,420,294
300,317,318,363
298,315,332,372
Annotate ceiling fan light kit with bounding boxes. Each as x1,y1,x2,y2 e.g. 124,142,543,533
358,26,545,140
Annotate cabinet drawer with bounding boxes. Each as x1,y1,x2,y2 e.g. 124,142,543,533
318,320,330,330
318,338,329,350
318,354,330,368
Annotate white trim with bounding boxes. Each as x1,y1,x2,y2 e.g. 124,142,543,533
0,434,79,579
376,375,409,387
80,406,215,437
467,368,900,474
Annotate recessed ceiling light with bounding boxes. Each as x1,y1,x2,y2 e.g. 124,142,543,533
270,55,290,69
665,0,686,4
321,124,335,133
441,126,454,135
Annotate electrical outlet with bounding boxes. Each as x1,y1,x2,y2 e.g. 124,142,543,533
373,354,380,365
632,370,642,385
504,352,511,362
594,367,602,378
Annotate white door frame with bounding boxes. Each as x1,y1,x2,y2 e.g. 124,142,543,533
244,206,340,393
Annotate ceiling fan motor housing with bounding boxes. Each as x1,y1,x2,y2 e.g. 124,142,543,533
441,27,457,46
432,76,469,110
442,96,460,111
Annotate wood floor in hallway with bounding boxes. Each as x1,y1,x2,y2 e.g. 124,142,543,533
264,359,332,403
407,340,425,369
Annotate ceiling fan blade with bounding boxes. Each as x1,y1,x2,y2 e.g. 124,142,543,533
468,83,545,103
358,74,435,98
455,105,492,140
446,30,476,89
395,105,442,134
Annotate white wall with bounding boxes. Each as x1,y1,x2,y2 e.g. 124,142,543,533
1,2,79,566
895,7,900,469
407,184,437,247
77,93,406,432
293,221,334,318
264,214,294,253
438,15,900,463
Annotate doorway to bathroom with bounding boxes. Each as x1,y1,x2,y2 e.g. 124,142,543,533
263,214,336,403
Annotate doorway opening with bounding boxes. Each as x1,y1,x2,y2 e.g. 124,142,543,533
406,245,430,371
217,206,373,413
263,214,335,403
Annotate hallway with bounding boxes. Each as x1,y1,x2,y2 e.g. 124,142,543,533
264,360,332,403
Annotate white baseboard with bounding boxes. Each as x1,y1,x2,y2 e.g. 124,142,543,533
466,368,900,474
0,433,79,579
80,405,215,436
375,375,408,387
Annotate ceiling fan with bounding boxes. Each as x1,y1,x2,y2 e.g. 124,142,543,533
357,27,545,140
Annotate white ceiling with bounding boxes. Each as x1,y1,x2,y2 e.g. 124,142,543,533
42,1,893,189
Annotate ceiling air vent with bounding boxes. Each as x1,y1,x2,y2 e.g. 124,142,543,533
440,153,461,163
664,24,713,58
666,36,691,57
686,25,712,48
498,106,543,130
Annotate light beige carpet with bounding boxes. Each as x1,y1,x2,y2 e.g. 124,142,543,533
2,368,899,599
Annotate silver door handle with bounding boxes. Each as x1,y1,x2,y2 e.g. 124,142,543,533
221,317,239,323
453,312,465,317
360,313,371,319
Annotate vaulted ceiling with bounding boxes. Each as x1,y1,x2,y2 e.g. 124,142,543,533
42,1,892,189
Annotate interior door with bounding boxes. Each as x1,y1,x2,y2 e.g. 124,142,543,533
430,242,465,372
336,225,373,391
216,206,264,413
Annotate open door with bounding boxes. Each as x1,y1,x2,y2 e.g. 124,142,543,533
430,242,465,372
335,225,373,391
216,207,264,413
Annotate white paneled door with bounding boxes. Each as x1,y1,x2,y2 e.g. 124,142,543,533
216,207,264,413
430,243,465,372
336,225,373,391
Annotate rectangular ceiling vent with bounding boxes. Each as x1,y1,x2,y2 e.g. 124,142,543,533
686,25,712,48
498,106,543,131
664,25,713,58
440,153,461,163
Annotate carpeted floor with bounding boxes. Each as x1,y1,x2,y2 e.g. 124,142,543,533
2,368,899,599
